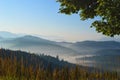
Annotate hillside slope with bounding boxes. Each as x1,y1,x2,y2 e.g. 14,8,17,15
0,49,119,80
0,48,73,69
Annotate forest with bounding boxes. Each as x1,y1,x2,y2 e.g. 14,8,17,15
0,48,119,80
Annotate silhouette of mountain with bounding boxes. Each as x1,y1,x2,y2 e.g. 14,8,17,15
5,35,56,46
0,35,120,57
0,35,79,57
0,31,24,38
0,33,120,73
0,33,120,67
74,41,120,48
95,49,120,55
70,41,120,54
100,37,120,42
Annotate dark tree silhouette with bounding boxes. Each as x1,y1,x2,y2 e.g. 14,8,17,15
57,0,120,37
0,49,119,80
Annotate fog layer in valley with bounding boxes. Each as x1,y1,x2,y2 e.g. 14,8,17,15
0,31,120,72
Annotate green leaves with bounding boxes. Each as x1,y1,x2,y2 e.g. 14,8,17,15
57,0,120,37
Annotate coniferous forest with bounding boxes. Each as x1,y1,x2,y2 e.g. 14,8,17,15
0,49,119,80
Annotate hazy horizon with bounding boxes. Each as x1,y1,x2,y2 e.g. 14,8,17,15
0,0,120,42
0,31,120,43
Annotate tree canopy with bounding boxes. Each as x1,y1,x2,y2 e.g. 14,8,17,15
57,0,120,37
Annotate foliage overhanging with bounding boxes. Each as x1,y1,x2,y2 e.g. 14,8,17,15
57,0,120,37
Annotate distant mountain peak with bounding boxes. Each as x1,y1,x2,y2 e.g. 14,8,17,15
23,35,41,39
0,31,24,38
76,40,119,44
18,35,51,42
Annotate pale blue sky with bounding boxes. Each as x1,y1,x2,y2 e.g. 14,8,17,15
0,0,118,42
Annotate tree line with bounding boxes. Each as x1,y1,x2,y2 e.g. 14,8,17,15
0,48,119,80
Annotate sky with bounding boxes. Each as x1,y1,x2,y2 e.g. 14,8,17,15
0,0,119,42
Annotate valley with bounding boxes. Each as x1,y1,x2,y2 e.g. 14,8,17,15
0,31,120,72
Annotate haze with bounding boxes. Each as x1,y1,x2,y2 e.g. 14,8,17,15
0,0,119,42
